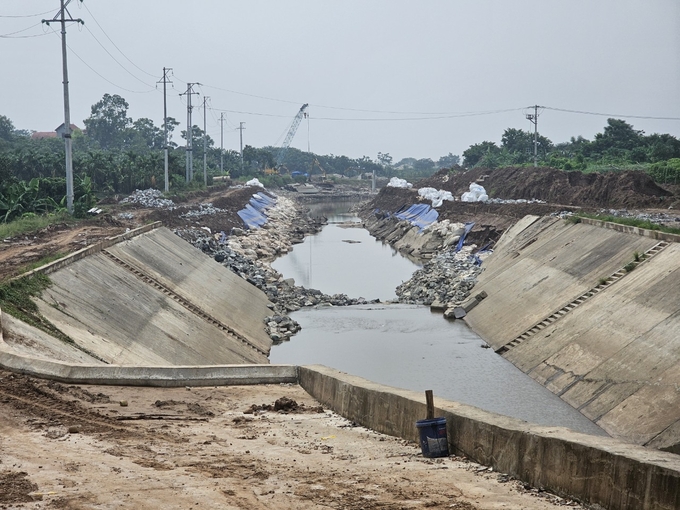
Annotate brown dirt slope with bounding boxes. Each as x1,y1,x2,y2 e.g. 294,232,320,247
417,166,673,208
0,185,262,280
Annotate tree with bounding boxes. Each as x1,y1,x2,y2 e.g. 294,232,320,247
413,158,435,172
83,94,132,150
589,118,643,157
0,115,15,142
501,128,553,162
436,153,460,168
163,117,180,147
462,141,500,168
129,118,164,150
377,152,393,167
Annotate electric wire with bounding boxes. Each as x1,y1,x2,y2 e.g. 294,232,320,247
81,1,158,79
0,9,55,18
0,21,43,37
543,106,680,122
47,28,157,94
83,24,156,89
206,106,526,122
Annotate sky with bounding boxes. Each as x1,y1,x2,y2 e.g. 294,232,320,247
2,0,679,163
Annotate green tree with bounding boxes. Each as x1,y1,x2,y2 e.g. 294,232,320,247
377,152,393,167
501,128,553,162
0,115,15,142
83,94,132,150
436,153,460,168
462,141,500,168
129,118,164,150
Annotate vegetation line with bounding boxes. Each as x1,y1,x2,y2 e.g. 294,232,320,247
574,213,680,236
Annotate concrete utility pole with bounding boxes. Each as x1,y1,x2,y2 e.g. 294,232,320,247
202,96,209,187
220,113,224,175
158,67,173,192
42,0,83,214
526,105,540,168
239,122,246,174
179,83,199,182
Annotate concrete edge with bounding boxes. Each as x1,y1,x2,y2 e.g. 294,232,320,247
12,221,163,280
0,345,297,386
298,364,680,510
580,217,680,243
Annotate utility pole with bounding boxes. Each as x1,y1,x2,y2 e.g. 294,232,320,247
42,0,83,214
239,122,246,174
158,67,172,192
526,105,540,168
220,112,224,175
202,96,209,187
179,83,199,182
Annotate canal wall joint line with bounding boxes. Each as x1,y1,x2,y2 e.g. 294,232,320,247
100,249,267,357
495,240,671,354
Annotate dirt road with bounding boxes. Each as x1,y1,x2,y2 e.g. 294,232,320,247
0,371,585,509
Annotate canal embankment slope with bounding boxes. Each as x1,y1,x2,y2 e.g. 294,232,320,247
2,224,273,366
465,216,680,452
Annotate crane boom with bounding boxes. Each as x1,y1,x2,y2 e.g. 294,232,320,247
276,103,308,166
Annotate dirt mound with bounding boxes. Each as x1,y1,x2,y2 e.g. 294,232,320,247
417,166,673,208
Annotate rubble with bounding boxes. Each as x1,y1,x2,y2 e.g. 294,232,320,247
396,246,483,308
174,195,377,343
180,203,226,219
121,188,176,209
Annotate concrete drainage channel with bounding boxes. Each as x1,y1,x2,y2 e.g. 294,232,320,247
1,337,679,510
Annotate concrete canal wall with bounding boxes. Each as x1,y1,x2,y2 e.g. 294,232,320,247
465,216,680,453
4,226,273,366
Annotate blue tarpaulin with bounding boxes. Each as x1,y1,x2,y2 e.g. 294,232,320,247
394,204,439,231
237,193,277,229
455,222,475,252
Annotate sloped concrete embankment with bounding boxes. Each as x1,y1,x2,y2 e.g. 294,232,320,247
2,225,273,366
465,215,680,452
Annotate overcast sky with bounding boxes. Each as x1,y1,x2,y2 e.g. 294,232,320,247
2,1,679,162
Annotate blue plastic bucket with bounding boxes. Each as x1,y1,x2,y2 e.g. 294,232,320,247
416,417,449,458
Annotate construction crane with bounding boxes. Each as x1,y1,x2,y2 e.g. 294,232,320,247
275,103,308,168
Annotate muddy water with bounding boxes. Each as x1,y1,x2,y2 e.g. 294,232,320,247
270,200,606,436
272,199,418,301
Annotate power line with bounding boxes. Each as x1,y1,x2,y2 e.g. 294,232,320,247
0,30,51,38
81,2,157,78
82,24,156,89
47,27,158,94
542,106,680,122
208,106,525,122
0,21,43,36
0,9,55,18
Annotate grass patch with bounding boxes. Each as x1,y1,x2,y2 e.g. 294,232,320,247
20,252,67,273
575,213,680,235
623,262,637,273
565,215,582,224
598,277,609,286
0,211,76,240
0,273,74,345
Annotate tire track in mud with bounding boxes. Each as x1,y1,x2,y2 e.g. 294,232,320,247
0,372,130,435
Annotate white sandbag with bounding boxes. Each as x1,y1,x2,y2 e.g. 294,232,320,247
387,177,412,188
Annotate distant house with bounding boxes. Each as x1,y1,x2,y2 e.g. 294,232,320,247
31,123,81,141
